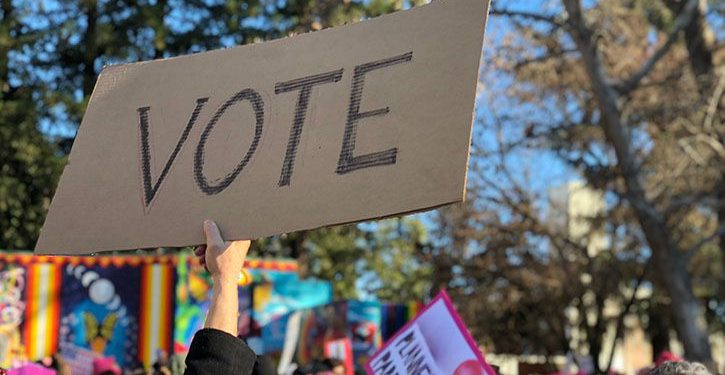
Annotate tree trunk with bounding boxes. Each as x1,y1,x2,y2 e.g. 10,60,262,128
716,158,725,299
152,0,168,59
82,0,98,98
655,251,713,363
660,3,723,368
648,299,672,361
562,0,714,368
289,231,308,277
0,0,13,98
590,297,605,373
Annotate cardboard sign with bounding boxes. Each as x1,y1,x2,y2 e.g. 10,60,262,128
36,0,491,255
366,291,496,375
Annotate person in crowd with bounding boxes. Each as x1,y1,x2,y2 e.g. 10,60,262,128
169,354,186,375
7,363,56,375
126,358,152,375
34,354,69,375
655,351,683,368
183,220,276,375
49,354,70,375
324,358,345,375
126,367,148,375
152,350,172,375
151,350,169,374
647,361,711,375
289,357,346,375
92,356,122,375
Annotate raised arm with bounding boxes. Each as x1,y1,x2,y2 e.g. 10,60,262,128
199,220,249,335
184,220,256,375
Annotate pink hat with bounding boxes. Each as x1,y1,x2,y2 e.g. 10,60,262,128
655,351,683,367
92,357,121,375
7,363,56,375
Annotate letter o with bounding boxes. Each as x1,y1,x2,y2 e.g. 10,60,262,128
194,89,265,195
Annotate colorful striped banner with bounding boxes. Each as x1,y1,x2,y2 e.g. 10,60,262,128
0,252,298,272
406,301,423,320
23,263,61,360
138,264,174,367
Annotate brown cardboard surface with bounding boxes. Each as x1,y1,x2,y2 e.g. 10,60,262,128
36,0,491,255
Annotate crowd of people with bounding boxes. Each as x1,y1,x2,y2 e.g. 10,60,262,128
0,352,348,375
0,221,716,375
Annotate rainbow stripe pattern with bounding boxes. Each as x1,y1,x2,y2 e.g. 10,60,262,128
139,263,175,367
0,252,300,366
22,263,61,360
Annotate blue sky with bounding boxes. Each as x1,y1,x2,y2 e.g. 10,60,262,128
25,0,578,254
20,0,679,300
25,0,579,235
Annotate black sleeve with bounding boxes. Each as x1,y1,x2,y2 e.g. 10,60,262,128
184,328,257,375
253,355,278,375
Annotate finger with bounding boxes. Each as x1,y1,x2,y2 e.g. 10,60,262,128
194,245,206,256
203,220,224,248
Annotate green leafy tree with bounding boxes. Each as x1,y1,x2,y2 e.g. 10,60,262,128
0,0,64,249
360,218,432,301
3,0,433,294
250,218,432,302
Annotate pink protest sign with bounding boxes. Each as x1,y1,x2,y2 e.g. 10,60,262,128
366,291,496,375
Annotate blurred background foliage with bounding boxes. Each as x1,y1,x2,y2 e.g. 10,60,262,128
0,0,722,371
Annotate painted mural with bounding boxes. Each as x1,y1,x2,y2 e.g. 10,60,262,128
0,253,407,373
0,265,25,368
348,300,383,369
59,263,141,369
295,302,349,366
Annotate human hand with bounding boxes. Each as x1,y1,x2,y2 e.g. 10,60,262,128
194,220,250,286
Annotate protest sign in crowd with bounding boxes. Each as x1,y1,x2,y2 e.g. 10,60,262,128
0,0,720,373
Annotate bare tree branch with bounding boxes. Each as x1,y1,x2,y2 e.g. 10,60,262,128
605,261,650,373
490,8,568,30
512,48,578,71
663,191,718,216
703,67,725,132
563,0,667,227
562,1,714,364
685,224,725,260
613,0,700,95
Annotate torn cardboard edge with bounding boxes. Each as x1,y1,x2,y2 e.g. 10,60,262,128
35,0,490,255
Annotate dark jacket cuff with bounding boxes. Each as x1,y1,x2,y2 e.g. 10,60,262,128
185,328,257,375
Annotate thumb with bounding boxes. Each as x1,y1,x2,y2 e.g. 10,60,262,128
203,220,224,249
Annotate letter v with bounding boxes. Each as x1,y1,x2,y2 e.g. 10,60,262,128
138,98,209,208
